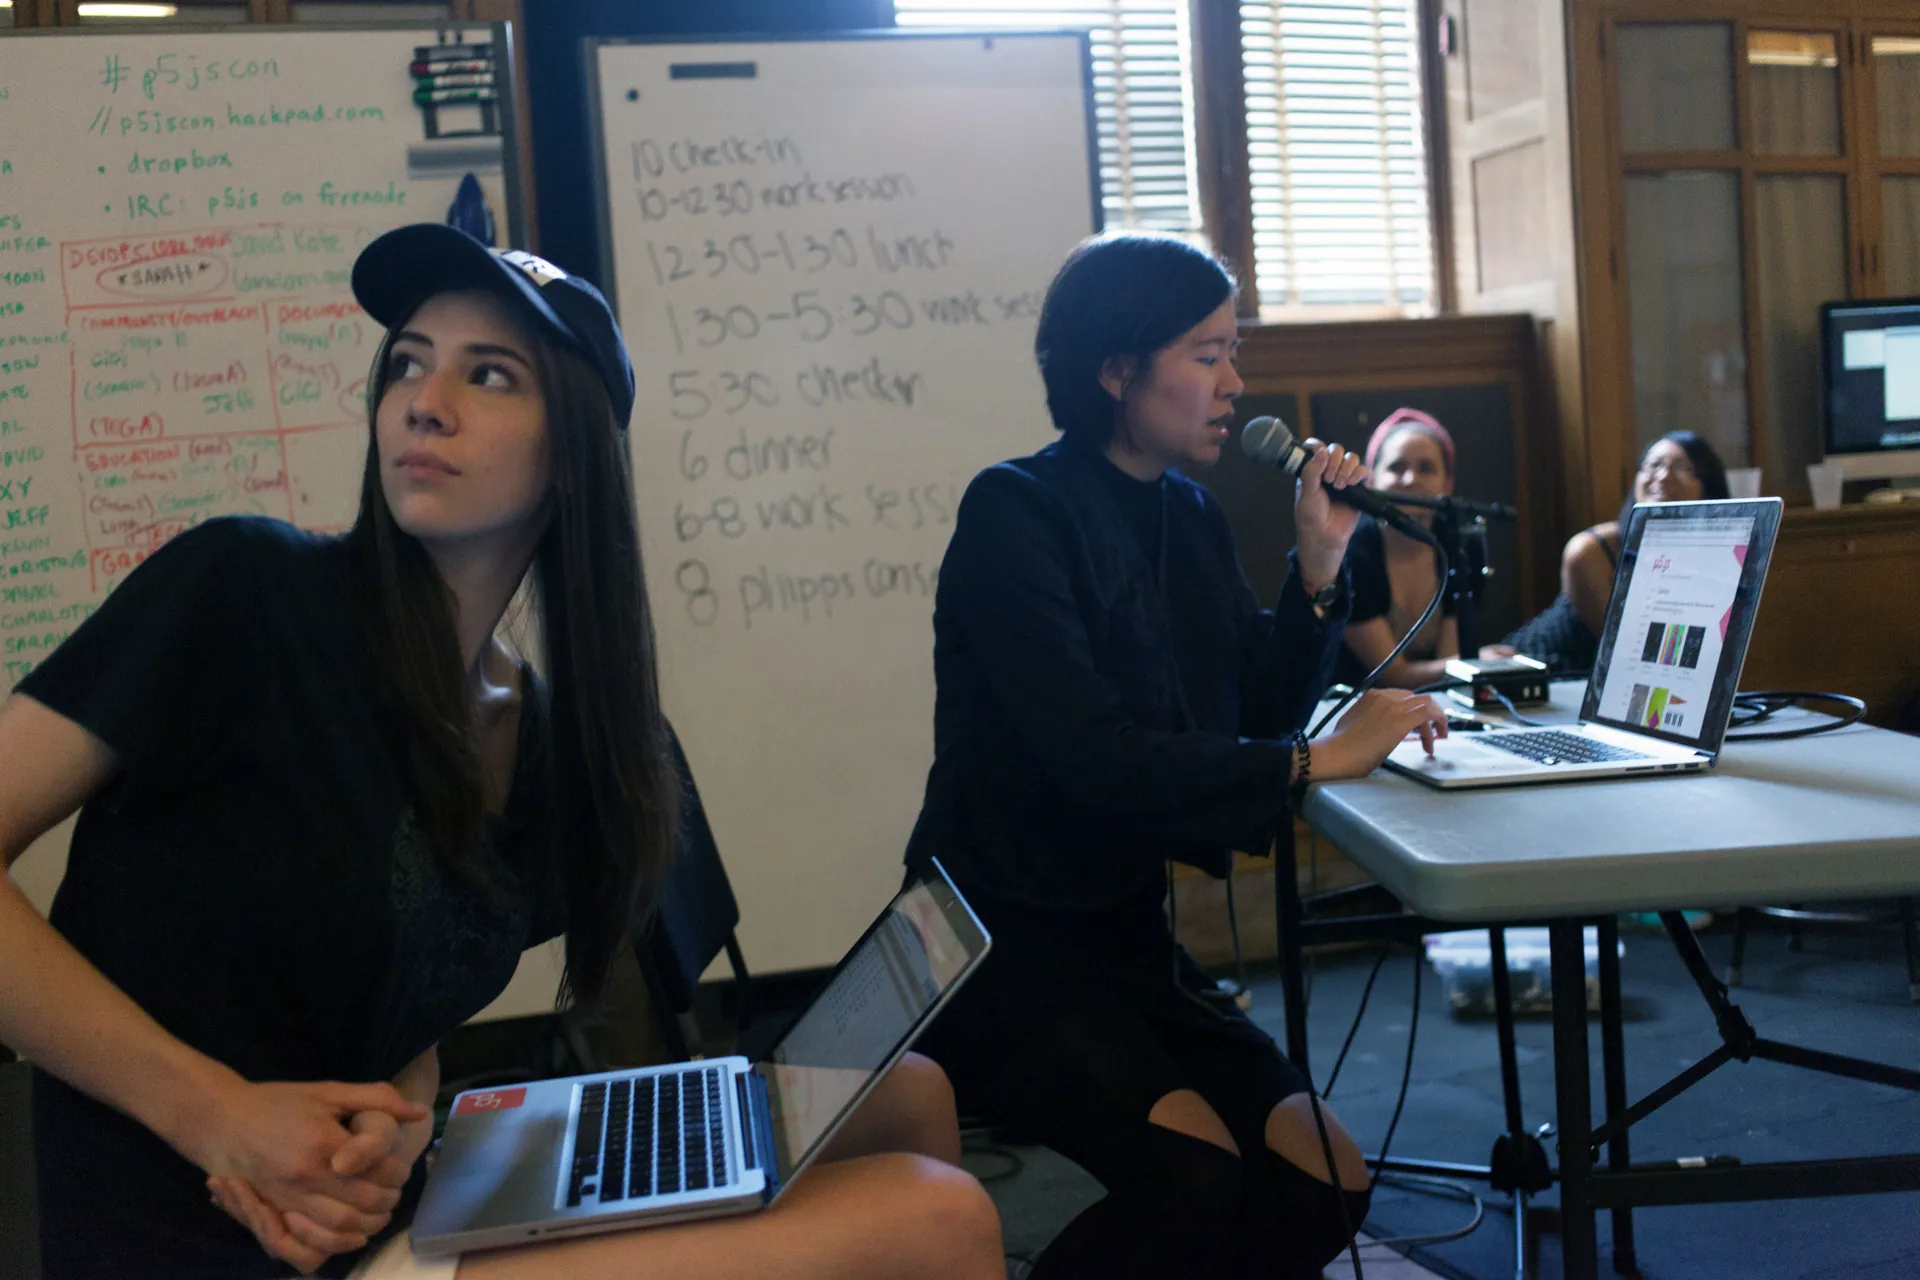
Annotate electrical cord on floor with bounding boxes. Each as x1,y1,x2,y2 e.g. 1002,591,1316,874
1371,951,1423,1178
1312,944,1482,1265
1725,690,1867,740
1361,1171,1487,1248
957,1126,1026,1183
1304,942,1422,1280
1321,945,1391,1098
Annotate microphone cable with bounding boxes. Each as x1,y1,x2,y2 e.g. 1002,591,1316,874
1300,942,1435,1280
1310,540,1452,739
1317,945,1488,1255
1322,946,1392,1098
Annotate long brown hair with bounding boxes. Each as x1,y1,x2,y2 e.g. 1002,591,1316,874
344,290,676,1006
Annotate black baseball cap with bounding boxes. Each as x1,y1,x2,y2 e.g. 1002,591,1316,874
351,224,636,430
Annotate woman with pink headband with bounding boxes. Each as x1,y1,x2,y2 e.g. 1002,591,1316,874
1333,408,1463,689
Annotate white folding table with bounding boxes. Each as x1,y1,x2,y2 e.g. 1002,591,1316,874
1299,686,1920,1279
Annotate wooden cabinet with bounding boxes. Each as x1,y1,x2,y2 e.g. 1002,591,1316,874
1744,501,1920,724
1444,0,1920,521
1579,6,1920,511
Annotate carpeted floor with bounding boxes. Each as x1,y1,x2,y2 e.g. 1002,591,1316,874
965,914,1920,1279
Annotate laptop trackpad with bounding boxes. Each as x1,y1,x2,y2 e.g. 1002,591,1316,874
1390,736,1539,775
414,1108,568,1236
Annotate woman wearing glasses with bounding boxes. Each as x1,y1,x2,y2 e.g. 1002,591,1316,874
1489,431,1730,673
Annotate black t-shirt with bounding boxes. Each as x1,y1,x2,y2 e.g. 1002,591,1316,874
1335,515,1457,687
18,516,563,1279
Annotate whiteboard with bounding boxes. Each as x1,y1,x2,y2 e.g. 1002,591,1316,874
0,25,539,1010
591,34,1097,972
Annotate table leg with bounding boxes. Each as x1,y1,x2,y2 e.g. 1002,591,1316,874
1489,928,1533,1280
1551,918,1598,1280
1596,914,1637,1275
1490,929,1528,1146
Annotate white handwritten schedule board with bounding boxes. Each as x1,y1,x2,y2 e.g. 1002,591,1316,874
591,34,1097,972
0,25,521,910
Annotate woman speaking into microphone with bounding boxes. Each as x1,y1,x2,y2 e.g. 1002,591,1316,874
904,233,1447,1279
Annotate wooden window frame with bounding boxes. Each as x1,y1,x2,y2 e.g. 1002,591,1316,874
1189,0,1453,320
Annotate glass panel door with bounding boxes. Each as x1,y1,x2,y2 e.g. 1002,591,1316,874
1748,31,1841,156
1624,172,1750,464
1872,36,1920,158
1618,24,1736,153
1755,176,1847,488
1885,176,1920,298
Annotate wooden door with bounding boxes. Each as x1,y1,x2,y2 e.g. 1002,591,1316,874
1438,0,1581,586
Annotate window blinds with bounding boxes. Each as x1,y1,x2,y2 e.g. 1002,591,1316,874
893,2,1201,232
1241,0,1430,310
895,0,1432,314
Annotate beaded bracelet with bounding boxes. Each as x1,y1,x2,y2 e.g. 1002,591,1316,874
1290,729,1312,804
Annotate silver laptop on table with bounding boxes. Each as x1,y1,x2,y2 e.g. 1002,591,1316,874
410,860,990,1256
1387,498,1782,790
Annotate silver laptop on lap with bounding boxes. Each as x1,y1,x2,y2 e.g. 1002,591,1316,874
410,860,989,1256
1386,498,1782,790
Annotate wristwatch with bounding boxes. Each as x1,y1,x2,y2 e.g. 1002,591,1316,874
1307,578,1340,621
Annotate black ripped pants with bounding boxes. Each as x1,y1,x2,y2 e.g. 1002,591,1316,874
920,898,1372,1280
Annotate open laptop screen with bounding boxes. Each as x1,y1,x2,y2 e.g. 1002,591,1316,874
756,866,988,1183
1581,498,1781,753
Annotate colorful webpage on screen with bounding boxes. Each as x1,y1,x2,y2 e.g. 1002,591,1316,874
1595,516,1754,741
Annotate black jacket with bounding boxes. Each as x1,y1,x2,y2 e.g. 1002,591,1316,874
905,442,1348,912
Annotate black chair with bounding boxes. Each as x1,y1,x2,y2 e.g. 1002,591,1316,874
1727,899,1920,1003
633,726,753,1061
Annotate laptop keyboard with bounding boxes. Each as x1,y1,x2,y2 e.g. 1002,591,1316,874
567,1066,730,1207
1479,729,1651,766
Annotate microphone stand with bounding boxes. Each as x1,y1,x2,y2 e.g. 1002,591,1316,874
1384,494,1502,655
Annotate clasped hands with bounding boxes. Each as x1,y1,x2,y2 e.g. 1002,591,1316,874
198,1080,432,1275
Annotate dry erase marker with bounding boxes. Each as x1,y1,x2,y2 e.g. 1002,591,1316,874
414,87,498,105
410,59,491,76
413,73,495,90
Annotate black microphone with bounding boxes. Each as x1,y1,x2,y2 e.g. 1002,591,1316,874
1239,415,1438,544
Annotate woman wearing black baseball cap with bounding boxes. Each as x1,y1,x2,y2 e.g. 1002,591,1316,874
0,224,999,1280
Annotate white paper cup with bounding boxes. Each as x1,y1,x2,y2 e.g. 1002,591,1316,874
1725,467,1762,498
1807,459,1845,509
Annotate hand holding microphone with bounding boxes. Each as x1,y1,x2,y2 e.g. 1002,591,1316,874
1238,418,1371,590
1241,416,1441,547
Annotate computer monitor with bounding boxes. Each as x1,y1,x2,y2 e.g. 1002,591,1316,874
1819,297,1920,481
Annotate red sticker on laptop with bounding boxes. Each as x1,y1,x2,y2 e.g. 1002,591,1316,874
453,1087,527,1115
